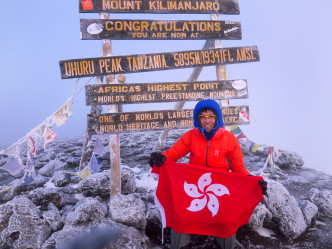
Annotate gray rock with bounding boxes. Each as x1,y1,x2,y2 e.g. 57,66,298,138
109,194,147,230
0,196,51,249
146,208,162,243
51,171,72,187
121,168,136,194
39,159,67,177
65,197,108,226
263,180,307,239
309,188,332,218
275,150,304,169
1,175,47,203
78,170,110,198
248,202,273,229
300,200,318,226
42,203,63,231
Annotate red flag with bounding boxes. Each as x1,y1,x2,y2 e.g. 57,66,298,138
154,161,263,238
27,136,37,155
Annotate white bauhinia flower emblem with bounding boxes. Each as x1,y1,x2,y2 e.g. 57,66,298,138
184,173,230,217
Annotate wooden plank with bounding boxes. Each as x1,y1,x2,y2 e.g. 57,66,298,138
85,80,249,105
87,105,250,134
59,45,260,79
80,19,241,40
79,0,240,15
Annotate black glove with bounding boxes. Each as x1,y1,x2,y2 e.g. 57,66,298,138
149,152,166,167
259,180,268,196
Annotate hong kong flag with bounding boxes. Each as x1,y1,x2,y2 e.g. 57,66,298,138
152,161,264,238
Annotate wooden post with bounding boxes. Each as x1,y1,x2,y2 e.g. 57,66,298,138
99,12,122,196
211,14,230,114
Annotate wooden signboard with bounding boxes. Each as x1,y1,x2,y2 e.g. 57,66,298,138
85,80,249,105
87,105,250,134
59,45,259,79
80,19,241,40
79,0,240,15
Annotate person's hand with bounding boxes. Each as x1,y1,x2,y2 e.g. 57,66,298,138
149,152,166,167
259,180,268,196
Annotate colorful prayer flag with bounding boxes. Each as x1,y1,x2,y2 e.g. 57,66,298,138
77,167,92,179
94,135,104,156
27,136,37,155
43,126,58,149
154,162,264,238
89,154,102,174
1,157,23,176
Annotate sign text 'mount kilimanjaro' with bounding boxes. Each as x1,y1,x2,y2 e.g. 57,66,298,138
79,0,240,14
85,80,249,105
88,106,250,134
81,19,241,40
60,46,259,79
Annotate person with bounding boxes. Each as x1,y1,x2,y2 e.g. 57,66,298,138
149,99,267,249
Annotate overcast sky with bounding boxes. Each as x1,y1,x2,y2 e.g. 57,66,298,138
1,0,331,174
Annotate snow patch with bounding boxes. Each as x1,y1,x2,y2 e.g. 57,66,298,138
44,180,57,189
254,227,276,238
135,172,158,191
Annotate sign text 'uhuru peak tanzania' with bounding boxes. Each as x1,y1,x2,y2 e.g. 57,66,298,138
60,46,259,79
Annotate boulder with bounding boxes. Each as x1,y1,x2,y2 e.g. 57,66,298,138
109,194,147,230
309,188,332,218
248,202,273,229
121,168,136,194
42,203,63,231
51,171,72,187
39,159,67,177
274,150,304,169
0,196,51,249
78,170,110,198
263,180,307,239
300,200,318,225
65,197,108,226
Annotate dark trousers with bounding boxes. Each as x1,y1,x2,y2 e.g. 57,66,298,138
171,229,236,249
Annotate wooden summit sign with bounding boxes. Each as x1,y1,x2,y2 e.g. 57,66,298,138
85,80,249,105
80,19,241,40
59,45,259,79
87,105,250,134
79,0,240,14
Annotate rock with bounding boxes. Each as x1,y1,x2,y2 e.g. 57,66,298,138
109,194,147,230
300,200,318,226
309,188,332,218
78,170,110,198
51,171,72,187
248,202,273,229
146,208,162,244
275,150,304,169
0,196,51,249
42,203,63,231
121,168,136,194
65,197,108,226
39,159,68,177
263,180,307,239
1,175,47,203
28,187,63,210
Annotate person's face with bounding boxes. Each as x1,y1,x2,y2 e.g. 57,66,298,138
199,110,216,132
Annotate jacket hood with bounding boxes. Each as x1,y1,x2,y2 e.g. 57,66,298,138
193,99,224,129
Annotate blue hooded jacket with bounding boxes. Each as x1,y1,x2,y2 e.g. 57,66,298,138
193,99,224,140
